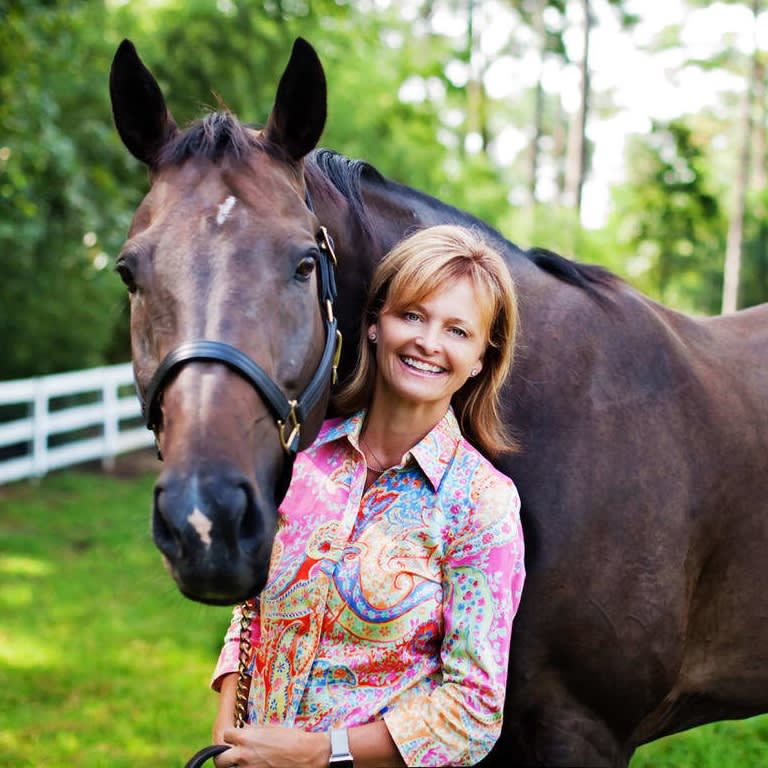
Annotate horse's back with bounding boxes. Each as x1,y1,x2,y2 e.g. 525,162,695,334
492,284,768,764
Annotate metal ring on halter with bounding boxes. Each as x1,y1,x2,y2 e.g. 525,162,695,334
277,400,301,454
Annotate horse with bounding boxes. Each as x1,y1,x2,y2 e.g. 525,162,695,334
109,37,768,767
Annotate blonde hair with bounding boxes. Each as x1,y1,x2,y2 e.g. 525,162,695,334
334,224,519,456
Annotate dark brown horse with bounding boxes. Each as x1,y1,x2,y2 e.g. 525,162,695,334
109,37,768,767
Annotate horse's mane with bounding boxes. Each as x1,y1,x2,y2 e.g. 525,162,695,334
309,148,380,240
156,113,616,302
309,149,617,303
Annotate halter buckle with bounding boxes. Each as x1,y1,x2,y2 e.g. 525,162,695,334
318,225,337,266
332,329,343,386
277,399,301,453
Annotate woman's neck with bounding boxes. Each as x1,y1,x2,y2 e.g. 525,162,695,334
361,398,448,468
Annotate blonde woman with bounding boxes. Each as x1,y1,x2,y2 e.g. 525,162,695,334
211,225,525,768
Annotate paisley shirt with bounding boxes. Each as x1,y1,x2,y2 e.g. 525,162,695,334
212,409,525,766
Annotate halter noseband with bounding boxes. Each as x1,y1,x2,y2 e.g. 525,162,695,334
137,192,342,457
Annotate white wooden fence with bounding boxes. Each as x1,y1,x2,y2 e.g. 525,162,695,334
0,363,155,485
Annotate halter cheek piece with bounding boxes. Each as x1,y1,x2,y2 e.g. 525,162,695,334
136,189,342,458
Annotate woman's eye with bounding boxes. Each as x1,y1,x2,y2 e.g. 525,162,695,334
450,327,468,338
404,311,421,322
295,255,316,280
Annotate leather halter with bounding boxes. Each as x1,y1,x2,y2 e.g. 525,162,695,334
137,190,342,457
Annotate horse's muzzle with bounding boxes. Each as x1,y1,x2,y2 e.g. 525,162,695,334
152,465,274,604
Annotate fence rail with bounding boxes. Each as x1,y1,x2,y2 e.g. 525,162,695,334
0,363,154,485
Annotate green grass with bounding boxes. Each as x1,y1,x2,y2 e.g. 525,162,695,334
1,458,766,767
631,716,768,766
0,459,232,767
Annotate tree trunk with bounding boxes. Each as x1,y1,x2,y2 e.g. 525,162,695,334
553,99,568,204
564,0,591,214
721,0,760,314
526,0,548,208
462,0,489,155
752,57,765,193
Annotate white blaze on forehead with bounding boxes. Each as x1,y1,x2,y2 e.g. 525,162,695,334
216,195,237,226
187,507,213,547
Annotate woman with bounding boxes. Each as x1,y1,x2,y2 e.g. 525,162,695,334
211,224,526,768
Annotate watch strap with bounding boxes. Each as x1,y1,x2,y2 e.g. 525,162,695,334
329,728,354,767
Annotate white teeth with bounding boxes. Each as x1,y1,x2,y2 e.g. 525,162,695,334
402,356,444,374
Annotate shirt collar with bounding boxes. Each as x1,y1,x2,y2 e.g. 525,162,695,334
316,408,462,492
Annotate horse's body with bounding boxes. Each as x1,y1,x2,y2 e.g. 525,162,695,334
110,38,768,766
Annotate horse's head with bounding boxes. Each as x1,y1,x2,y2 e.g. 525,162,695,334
110,38,339,604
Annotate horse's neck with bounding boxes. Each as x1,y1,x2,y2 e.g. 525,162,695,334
359,177,519,258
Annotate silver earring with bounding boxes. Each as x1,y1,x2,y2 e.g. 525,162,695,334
470,368,479,377
368,332,377,343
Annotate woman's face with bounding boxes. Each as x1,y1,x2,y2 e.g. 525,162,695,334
369,276,489,416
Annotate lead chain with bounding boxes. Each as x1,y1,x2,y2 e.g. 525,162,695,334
234,597,258,728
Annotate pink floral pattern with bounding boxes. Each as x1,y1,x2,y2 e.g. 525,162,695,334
212,409,525,766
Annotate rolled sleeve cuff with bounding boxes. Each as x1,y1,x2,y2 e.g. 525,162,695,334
383,700,501,767
210,643,240,692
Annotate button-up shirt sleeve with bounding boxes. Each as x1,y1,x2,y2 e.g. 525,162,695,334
211,601,261,692
383,462,524,766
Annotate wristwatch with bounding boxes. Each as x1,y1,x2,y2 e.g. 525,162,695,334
329,727,354,768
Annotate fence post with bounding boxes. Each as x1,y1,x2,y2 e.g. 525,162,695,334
31,377,49,479
102,369,118,472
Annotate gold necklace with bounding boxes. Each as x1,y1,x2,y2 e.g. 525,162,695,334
361,433,389,473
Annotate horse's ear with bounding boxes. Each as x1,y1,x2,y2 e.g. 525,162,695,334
109,39,178,168
264,37,326,162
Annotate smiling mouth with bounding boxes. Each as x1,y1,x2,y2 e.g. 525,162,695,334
400,355,446,375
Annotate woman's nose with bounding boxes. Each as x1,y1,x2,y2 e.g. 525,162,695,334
416,328,440,353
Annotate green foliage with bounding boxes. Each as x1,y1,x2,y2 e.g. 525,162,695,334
740,188,768,308
607,120,726,313
0,1,142,379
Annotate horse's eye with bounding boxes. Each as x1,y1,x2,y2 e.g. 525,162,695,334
115,258,137,293
294,255,316,281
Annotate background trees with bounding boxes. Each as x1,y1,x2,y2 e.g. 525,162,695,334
1,0,766,380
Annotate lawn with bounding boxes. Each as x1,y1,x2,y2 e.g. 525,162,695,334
1,456,766,766
0,456,232,767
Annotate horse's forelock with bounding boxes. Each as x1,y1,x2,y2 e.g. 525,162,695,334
156,112,289,169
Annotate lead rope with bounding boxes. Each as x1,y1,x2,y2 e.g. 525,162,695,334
183,598,257,767
234,597,258,727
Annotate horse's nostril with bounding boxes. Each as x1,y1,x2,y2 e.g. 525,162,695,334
236,482,260,548
153,486,183,560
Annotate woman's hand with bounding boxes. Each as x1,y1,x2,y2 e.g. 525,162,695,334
213,724,329,768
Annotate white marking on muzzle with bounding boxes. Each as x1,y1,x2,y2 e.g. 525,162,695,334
216,195,237,226
187,507,213,547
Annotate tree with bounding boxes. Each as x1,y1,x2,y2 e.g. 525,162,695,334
608,120,726,312
512,0,567,209
720,0,762,313
562,0,637,218
0,0,140,379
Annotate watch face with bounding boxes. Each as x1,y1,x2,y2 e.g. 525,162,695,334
329,759,354,768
